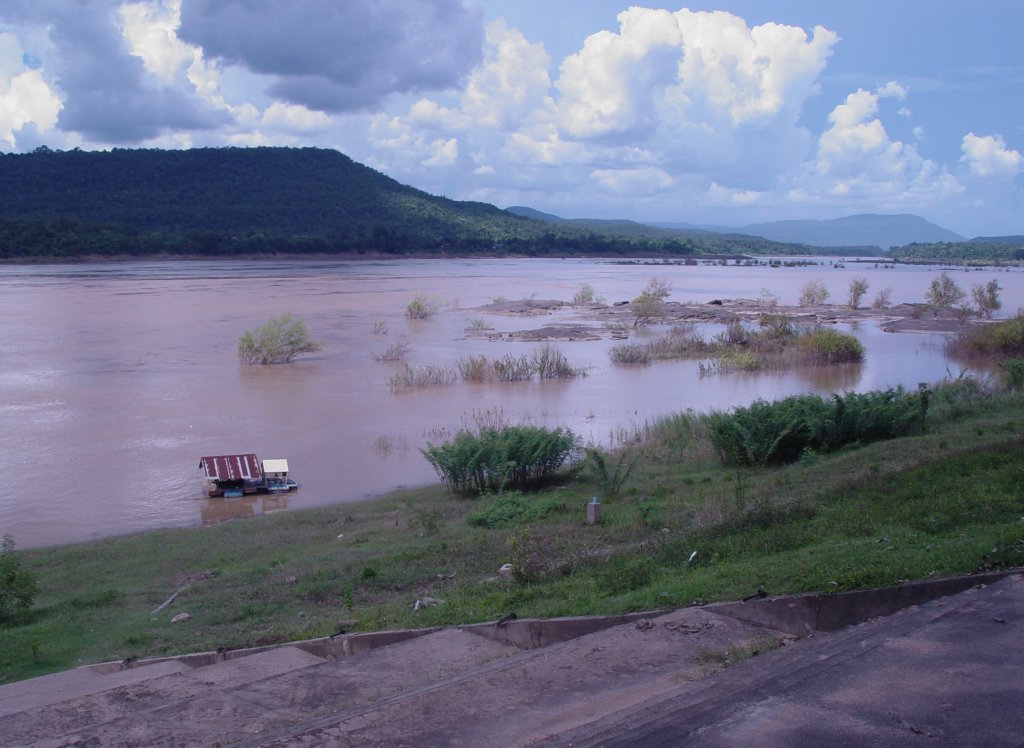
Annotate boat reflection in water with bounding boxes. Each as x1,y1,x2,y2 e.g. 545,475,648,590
200,493,291,525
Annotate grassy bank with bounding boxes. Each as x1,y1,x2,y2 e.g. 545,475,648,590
2,382,1023,684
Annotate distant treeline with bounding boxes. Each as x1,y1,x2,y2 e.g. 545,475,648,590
0,216,710,259
0,146,805,259
891,241,1024,264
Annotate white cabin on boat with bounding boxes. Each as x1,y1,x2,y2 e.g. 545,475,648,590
261,458,297,493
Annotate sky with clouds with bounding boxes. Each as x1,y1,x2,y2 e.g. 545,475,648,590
0,0,1021,236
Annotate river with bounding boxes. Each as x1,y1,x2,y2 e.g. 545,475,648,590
1,257,1019,547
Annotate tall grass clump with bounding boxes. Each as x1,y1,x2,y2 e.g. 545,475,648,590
609,343,651,365
585,448,639,498
422,425,578,494
457,355,490,382
610,325,711,365
533,345,587,379
492,353,536,382
375,337,411,362
389,363,458,391
707,388,928,466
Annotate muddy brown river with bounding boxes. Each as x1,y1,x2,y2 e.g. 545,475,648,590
1,257,1019,547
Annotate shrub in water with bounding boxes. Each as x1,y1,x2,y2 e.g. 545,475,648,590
422,425,578,494
797,328,864,364
406,293,441,320
457,355,491,382
532,345,587,379
610,343,651,365
237,312,321,364
948,314,1024,357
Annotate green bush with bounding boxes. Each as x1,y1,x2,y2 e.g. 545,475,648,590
949,314,1024,357
0,535,37,625
422,425,578,494
707,388,927,466
797,328,864,364
406,293,441,320
466,492,566,528
999,358,1024,390
237,312,321,364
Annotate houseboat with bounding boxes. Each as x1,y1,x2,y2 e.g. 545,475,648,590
199,454,298,497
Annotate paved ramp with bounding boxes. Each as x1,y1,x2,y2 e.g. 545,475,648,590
1,572,1020,746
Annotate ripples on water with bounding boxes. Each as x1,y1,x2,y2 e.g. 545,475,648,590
0,257,1018,547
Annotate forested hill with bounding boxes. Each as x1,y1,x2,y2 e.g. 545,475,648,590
0,146,537,257
0,146,709,259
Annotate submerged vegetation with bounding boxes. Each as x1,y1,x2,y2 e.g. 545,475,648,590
610,320,863,373
391,347,587,390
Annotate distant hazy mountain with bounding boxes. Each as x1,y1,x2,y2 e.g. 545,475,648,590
736,214,963,250
970,235,1024,245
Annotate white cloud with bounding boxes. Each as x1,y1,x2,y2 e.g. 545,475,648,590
554,8,836,140
260,102,331,133
960,132,1022,179
424,137,458,166
792,88,962,209
409,98,469,131
118,0,193,81
462,19,552,129
591,166,672,196
0,33,61,147
876,80,907,100
0,0,228,143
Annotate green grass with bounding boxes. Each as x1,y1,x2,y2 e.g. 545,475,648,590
2,387,1023,684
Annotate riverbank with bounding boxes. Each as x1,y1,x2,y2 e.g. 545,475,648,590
3,380,1022,684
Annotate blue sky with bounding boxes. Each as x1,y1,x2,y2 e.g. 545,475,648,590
0,1,1021,236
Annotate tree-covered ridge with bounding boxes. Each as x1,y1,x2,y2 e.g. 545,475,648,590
891,241,1024,263
0,146,804,259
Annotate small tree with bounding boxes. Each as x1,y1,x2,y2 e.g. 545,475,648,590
631,277,671,327
237,312,321,364
0,535,37,625
799,280,829,307
572,283,596,305
971,280,1002,319
848,277,870,309
872,286,893,309
925,271,965,308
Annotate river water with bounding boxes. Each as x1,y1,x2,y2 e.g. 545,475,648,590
1,257,1019,547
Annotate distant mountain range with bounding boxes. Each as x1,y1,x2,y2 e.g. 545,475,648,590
0,146,1012,260
650,214,964,250
0,146,856,259
511,207,971,252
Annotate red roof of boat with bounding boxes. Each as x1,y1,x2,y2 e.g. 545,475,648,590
199,454,262,481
